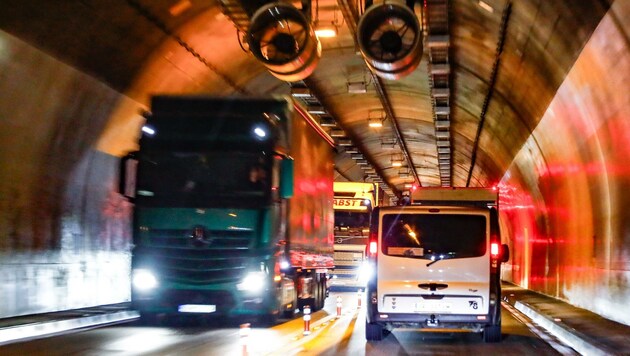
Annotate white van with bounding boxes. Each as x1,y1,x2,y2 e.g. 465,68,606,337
364,188,509,342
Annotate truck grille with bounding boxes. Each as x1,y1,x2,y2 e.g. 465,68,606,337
138,228,256,285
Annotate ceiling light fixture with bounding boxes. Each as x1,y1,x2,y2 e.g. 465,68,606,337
307,106,326,115
169,0,192,16
348,81,367,93
391,156,403,167
368,118,383,128
368,110,386,128
290,87,312,98
478,1,494,13
314,25,337,38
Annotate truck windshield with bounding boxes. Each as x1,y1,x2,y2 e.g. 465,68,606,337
135,150,271,207
381,213,486,259
334,211,370,228
334,211,370,245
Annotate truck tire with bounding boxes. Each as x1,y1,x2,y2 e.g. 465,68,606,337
365,321,384,341
317,277,325,310
483,324,501,342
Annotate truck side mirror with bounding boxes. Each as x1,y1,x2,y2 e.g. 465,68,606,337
501,243,510,263
119,154,138,199
280,158,294,198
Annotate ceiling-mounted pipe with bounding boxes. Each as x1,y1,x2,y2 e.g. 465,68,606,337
466,2,512,187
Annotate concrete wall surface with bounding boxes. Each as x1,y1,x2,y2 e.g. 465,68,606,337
500,0,630,326
0,31,137,317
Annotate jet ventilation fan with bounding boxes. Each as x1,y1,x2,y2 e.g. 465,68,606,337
357,1,423,80
247,2,321,82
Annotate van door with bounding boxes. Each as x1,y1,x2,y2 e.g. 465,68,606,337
376,207,491,317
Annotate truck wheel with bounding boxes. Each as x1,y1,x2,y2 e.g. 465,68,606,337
316,278,325,310
483,324,501,343
365,321,384,341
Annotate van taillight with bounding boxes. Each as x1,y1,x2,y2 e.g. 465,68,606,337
369,241,378,256
491,242,499,257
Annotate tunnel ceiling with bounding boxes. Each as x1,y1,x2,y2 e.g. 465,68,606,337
0,0,611,199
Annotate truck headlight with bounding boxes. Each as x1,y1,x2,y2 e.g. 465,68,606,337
133,269,158,291
237,271,266,292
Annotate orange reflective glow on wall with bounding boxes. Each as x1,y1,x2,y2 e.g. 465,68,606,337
498,9,630,326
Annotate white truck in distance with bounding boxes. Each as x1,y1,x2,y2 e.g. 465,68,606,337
330,182,378,289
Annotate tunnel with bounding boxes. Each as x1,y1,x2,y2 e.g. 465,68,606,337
0,0,629,336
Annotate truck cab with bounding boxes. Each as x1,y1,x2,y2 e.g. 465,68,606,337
330,182,378,288
365,188,509,342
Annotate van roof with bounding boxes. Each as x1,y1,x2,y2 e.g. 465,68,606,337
411,187,497,206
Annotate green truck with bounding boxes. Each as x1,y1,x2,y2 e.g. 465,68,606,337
119,95,335,323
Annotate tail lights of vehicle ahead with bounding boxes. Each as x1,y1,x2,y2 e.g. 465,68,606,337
369,241,378,256
490,241,500,271
367,227,378,258
491,242,500,257
490,241,510,270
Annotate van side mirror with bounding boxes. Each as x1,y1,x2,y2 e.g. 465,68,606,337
280,158,294,198
501,244,510,263
119,154,138,199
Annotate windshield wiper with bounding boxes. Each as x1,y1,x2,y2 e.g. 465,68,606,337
425,253,456,267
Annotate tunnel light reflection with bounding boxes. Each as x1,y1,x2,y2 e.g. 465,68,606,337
104,329,173,352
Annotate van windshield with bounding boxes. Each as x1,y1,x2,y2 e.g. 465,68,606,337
381,213,487,260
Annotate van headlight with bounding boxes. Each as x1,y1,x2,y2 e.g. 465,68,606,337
133,269,158,291
237,271,267,292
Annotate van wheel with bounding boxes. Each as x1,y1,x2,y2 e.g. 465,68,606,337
365,321,384,341
483,324,501,343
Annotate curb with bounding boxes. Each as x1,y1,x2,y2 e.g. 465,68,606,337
514,301,612,356
0,311,139,346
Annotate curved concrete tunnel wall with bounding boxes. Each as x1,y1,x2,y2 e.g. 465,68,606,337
500,2,630,325
0,31,143,317
0,4,629,328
